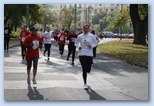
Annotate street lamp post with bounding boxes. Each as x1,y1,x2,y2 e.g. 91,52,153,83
87,6,93,24
26,4,29,29
120,4,123,40
74,4,77,30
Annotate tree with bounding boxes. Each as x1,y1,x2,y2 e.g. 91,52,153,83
57,7,75,30
130,4,148,45
4,4,44,31
92,12,106,25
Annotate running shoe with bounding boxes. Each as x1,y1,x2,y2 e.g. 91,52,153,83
83,84,88,90
32,78,37,84
27,77,31,84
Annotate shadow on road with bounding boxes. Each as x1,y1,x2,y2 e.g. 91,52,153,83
86,86,106,100
27,85,44,100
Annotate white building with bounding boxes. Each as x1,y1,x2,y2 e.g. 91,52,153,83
51,4,128,29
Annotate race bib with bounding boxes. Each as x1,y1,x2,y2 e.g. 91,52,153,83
81,39,90,47
60,36,64,41
4,30,8,34
71,38,76,42
22,37,26,42
47,33,50,39
32,40,39,49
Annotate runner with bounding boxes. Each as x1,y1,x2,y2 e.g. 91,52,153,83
57,29,67,57
42,27,53,61
91,30,100,64
66,30,77,65
75,25,97,90
4,23,12,53
23,26,42,84
19,25,30,60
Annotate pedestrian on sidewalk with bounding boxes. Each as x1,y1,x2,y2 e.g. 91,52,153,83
66,30,77,65
42,27,53,61
75,25,97,90
23,26,42,84
19,25,30,60
4,23,12,53
91,30,100,64
57,29,67,57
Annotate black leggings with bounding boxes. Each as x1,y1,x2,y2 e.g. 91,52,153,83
79,56,93,84
20,42,26,58
44,44,51,57
58,43,65,55
26,56,39,70
4,37,10,50
67,44,76,62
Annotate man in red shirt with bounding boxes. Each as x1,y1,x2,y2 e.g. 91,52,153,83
23,26,42,84
57,29,67,57
19,25,30,60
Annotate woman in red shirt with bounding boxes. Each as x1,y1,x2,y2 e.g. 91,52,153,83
19,25,30,60
57,29,67,57
23,26,42,84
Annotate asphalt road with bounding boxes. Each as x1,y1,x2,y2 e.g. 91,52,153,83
4,38,148,100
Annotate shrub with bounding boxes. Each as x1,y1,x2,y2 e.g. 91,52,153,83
10,31,20,38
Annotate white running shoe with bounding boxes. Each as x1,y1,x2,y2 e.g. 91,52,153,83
32,78,37,84
83,84,88,90
27,77,31,84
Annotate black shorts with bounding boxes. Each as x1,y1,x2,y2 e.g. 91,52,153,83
26,56,39,70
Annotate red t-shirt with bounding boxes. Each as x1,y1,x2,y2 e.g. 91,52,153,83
23,34,42,59
20,30,30,43
57,32,67,44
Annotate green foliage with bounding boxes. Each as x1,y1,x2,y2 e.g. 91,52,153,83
58,7,75,29
92,12,106,24
93,24,101,31
4,4,44,28
138,4,148,20
98,39,148,68
10,31,20,38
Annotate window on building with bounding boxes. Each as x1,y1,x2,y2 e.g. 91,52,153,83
78,23,81,27
111,9,114,12
94,9,97,13
99,9,102,12
89,10,91,14
111,4,114,6
99,4,102,6
106,9,108,13
79,4,81,8
60,5,62,8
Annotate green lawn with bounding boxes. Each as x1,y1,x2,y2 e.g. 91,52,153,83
97,39,148,68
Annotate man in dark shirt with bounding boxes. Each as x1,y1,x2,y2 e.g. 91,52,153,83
66,30,77,65
4,23,12,52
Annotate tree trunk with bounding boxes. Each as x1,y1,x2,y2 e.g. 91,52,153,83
130,4,147,45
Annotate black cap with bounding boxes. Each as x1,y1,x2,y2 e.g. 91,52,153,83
30,26,38,31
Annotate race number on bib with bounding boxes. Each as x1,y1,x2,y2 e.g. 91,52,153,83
60,36,64,41
71,38,76,42
22,37,26,42
4,30,8,34
81,39,90,47
32,40,39,49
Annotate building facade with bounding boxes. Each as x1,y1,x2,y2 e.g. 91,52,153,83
52,4,128,30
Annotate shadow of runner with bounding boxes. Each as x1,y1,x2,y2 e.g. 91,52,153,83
27,85,44,100
86,86,106,100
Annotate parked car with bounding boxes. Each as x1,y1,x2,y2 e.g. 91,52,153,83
114,33,120,38
103,31,114,38
126,33,134,38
